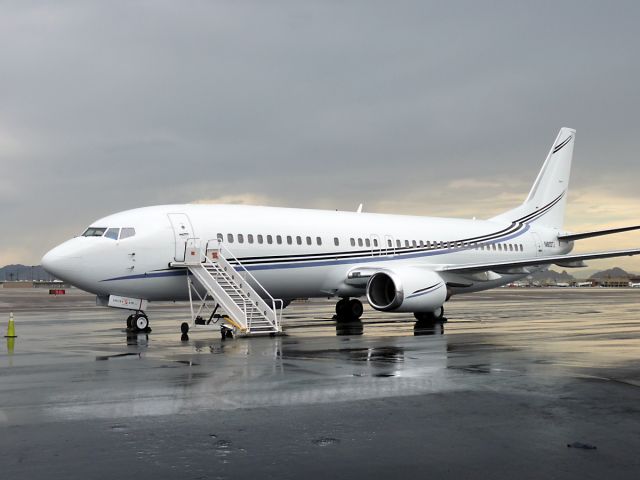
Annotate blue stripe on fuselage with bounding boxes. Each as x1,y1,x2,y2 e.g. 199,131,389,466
100,224,530,281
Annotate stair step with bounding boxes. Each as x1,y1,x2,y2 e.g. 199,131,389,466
190,261,281,332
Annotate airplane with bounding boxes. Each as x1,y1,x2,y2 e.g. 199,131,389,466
41,128,640,335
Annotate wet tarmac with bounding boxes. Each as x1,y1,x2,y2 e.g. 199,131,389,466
1,288,640,479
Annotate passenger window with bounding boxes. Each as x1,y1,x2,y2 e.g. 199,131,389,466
498,244,502,251
277,235,282,244
509,244,513,251
419,240,424,248
365,238,371,247
412,240,417,248
238,234,244,244
387,239,392,248
405,240,409,248
104,228,119,240
227,233,234,243
396,239,401,248
306,236,312,245
257,235,263,244
351,238,356,247
248,234,254,244
317,236,322,246
334,237,340,246
296,236,302,245
120,228,136,240
358,238,363,247
287,236,292,245
520,244,524,251
267,235,273,244
373,238,378,247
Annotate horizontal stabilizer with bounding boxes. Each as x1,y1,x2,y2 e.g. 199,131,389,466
438,248,640,274
558,225,640,242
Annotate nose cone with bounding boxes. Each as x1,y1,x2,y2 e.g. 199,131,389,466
41,241,82,282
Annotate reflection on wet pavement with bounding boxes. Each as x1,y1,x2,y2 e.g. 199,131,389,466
2,288,640,479
1,288,640,427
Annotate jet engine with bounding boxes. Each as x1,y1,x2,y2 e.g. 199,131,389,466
366,267,446,313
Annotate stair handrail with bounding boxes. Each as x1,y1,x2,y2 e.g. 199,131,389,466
205,239,283,328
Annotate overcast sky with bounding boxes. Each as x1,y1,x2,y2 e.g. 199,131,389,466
1,0,640,273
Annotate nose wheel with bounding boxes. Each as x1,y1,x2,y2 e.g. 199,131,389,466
126,312,150,332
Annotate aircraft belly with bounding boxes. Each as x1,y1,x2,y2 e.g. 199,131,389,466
252,266,338,299
105,275,189,301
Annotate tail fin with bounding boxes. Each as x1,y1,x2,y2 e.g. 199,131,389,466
491,127,575,230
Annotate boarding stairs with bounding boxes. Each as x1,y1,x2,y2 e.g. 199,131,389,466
172,239,282,336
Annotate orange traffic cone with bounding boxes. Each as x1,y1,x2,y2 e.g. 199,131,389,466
5,312,17,338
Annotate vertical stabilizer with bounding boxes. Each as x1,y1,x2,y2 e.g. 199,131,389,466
491,128,575,230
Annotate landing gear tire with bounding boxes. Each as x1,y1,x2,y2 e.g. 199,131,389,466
336,298,349,317
336,298,363,321
180,322,189,334
133,313,149,332
126,314,135,329
347,299,364,320
414,306,445,323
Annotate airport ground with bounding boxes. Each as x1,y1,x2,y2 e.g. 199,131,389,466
1,288,640,479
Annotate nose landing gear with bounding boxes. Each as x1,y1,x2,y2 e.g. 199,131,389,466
126,312,151,332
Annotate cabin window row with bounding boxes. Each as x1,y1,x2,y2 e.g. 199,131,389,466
215,233,524,253
219,233,324,246
477,243,524,252
349,237,379,247
383,239,524,252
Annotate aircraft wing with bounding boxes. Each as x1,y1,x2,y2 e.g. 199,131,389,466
438,248,640,274
558,225,640,241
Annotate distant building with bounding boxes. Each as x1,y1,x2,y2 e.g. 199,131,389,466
591,277,632,288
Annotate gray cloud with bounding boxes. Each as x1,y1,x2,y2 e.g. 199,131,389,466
1,0,640,269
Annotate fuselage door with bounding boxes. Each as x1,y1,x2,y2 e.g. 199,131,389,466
531,232,543,256
168,213,195,262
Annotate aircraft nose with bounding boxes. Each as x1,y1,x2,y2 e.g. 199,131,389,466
41,243,82,281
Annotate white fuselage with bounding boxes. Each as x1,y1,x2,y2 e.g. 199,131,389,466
41,204,572,304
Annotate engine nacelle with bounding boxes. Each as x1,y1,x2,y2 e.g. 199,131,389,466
366,267,447,313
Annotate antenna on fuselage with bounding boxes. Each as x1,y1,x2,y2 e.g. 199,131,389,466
356,204,363,213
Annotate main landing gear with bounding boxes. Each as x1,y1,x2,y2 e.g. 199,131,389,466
413,305,446,323
335,298,364,321
126,311,150,332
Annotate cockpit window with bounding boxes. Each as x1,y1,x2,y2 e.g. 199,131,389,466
83,227,107,237
104,228,120,240
120,228,136,240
